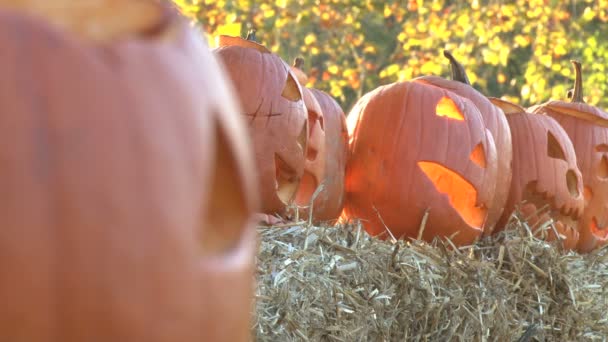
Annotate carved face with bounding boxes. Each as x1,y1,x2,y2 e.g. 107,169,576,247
344,81,498,246
493,99,584,249
416,75,513,237
214,36,308,216
294,87,326,207
531,101,608,252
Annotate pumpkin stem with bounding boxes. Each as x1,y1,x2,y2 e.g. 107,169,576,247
293,57,305,69
245,28,257,42
570,60,585,103
443,50,471,85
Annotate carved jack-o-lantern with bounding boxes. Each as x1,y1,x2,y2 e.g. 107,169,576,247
214,35,308,216
295,86,326,206
291,58,348,223
490,98,584,250
415,51,513,236
530,61,608,252
0,2,257,341
344,80,498,246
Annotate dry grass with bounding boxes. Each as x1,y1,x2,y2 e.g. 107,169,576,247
253,212,608,341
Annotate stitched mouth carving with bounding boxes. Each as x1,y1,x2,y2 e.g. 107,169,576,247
418,161,487,230
520,181,581,246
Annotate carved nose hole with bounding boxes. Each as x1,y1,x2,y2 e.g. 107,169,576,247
566,170,579,197
598,155,608,180
297,121,308,153
306,111,320,161
200,119,248,256
469,143,486,168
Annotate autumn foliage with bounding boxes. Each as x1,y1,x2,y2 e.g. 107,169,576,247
174,0,608,112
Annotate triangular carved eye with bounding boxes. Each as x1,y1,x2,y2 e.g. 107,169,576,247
435,96,464,121
469,143,486,168
281,72,302,101
547,131,566,161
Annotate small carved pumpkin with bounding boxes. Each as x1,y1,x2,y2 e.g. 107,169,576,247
344,80,498,246
490,98,584,250
530,61,608,252
415,51,513,236
291,59,348,223
214,35,308,216
0,3,257,341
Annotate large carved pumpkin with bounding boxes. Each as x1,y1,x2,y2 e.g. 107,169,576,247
415,51,512,236
292,59,349,223
0,2,257,341
530,61,608,252
214,35,308,216
344,80,498,246
490,98,583,250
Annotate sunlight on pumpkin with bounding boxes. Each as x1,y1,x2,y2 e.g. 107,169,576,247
435,96,465,121
590,216,608,240
584,186,593,206
469,143,486,168
418,161,486,229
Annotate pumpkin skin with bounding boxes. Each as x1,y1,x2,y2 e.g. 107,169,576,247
291,60,348,223
214,35,308,216
530,61,608,252
344,81,498,246
490,98,583,250
415,51,512,236
0,3,258,341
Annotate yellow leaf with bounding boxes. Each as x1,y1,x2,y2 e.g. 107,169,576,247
216,22,242,37
304,33,317,45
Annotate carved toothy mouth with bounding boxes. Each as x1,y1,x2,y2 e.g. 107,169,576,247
418,161,487,230
520,181,582,242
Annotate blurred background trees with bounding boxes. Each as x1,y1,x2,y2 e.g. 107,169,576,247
173,0,608,114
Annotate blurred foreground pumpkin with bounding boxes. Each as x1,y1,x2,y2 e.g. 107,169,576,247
530,61,608,253
343,79,498,246
214,34,308,217
291,58,348,224
0,2,257,341
490,98,583,250
415,51,512,236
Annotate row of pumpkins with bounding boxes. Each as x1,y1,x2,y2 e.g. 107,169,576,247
215,34,608,254
0,1,604,340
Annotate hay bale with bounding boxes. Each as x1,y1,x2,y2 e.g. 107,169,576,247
253,213,608,341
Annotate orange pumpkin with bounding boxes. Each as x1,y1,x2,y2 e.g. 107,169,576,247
344,80,498,246
415,51,512,236
0,2,257,341
490,98,583,250
214,35,308,217
530,61,608,252
291,59,349,223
